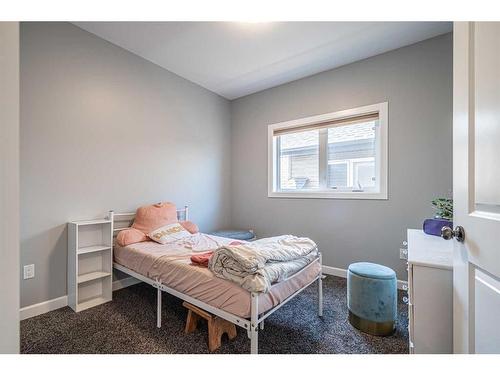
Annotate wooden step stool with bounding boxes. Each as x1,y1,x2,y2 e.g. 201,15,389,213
183,301,237,352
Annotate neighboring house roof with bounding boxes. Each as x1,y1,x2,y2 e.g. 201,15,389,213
280,121,375,150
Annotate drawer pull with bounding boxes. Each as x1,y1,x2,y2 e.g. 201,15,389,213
403,296,409,304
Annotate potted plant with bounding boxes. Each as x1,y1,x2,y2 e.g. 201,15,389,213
423,198,453,236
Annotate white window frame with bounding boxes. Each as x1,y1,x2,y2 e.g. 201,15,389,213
268,102,388,200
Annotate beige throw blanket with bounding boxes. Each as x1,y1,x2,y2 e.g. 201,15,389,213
208,235,318,293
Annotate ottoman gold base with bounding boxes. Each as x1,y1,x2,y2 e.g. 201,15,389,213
348,310,395,336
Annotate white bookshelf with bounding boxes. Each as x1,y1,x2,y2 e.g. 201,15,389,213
68,217,113,312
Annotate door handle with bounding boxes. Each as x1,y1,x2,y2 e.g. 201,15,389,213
441,226,465,242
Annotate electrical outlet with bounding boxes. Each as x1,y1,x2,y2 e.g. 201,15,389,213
24,264,35,280
399,248,408,260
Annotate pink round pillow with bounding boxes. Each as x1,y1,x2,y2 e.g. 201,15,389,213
116,228,148,247
180,220,199,234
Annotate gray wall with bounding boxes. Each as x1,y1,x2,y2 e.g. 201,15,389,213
230,33,453,280
20,23,232,307
0,22,20,353
20,24,452,308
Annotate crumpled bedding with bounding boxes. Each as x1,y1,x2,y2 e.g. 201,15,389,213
208,235,318,293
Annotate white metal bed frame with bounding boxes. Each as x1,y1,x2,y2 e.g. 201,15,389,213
109,206,323,354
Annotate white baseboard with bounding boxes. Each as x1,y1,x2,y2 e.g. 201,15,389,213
322,265,408,290
20,295,68,320
21,267,408,320
20,277,141,320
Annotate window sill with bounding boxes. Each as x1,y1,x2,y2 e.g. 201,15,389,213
268,190,388,200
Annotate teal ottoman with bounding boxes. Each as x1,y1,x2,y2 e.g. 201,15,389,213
347,262,397,336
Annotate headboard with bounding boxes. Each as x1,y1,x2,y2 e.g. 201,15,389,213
108,205,189,235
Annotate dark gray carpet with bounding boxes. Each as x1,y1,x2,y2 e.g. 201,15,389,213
21,275,408,354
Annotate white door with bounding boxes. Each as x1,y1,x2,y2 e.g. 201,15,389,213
453,22,500,354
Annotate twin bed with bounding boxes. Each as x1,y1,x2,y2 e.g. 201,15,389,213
110,206,323,354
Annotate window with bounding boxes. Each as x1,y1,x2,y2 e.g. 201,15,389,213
268,102,388,199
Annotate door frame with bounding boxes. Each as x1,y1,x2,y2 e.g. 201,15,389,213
0,21,20,354
453,20,472,354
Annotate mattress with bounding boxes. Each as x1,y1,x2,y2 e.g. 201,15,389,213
113,233,321,318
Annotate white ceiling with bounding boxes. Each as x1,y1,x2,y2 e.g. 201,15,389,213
74,22,452,100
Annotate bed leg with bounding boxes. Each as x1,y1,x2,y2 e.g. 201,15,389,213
318,253,323,317
250,327,258,354
318,276,323,317
157,288,162,328
250,293,259,354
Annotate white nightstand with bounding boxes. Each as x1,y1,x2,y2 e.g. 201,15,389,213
406,229,453,354
68,217,113,312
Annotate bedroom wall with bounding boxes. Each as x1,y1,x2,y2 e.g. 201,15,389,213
20,22,232,307
230,33,453,281
0,22,20,353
